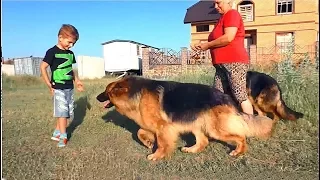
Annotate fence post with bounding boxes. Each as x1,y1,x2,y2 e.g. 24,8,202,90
142,47,150,77
180,47,188,73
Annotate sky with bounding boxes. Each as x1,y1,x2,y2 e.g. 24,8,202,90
2,0,199,59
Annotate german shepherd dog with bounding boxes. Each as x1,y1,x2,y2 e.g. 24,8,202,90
246,71,304,121
96,75,274,161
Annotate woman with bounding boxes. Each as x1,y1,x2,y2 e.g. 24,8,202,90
191,0,254,115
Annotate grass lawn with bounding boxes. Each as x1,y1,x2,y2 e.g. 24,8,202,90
2,65,319,180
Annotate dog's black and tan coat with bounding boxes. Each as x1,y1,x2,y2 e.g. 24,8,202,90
97,75,275,161
246,71,304,122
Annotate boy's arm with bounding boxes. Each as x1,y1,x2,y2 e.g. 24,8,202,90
71,52,84,92
41,49,54,91
71,52,80,83
40,61,53,90
73,69,81,83
73,69,84,92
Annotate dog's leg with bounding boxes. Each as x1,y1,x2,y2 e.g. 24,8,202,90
137,128,155,149
225,135,248,156
272,113,280,122
181,130,209,153
248,96,266,116
208,131,248,157
147,124,179,161
139,89,179,161
252,104,266,116
255,107,266,116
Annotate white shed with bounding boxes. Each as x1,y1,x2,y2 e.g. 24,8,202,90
77,55,105,79
101,39,159,75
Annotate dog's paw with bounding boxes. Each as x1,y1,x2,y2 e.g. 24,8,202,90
229,150,239,156
145,141,154,149
147,153,165,161
181,146,199,153
229,150,244,157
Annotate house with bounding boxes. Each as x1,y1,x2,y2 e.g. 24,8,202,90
184,0,319,53
101,39,159,75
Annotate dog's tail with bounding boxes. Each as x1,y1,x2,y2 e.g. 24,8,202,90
225,111,274,139
276,98,304,121
239,113,275,139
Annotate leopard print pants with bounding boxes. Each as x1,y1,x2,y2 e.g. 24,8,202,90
213,62,249,104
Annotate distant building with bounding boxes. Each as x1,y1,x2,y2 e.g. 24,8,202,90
184,0,319,49
12,57,50,76
101,39,159,75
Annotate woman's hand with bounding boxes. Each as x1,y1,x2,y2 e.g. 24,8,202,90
190,41,210,51
196,43,210,51
190,41,200,51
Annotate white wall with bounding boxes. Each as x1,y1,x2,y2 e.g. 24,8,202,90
2,64,15,76
77,56,105,79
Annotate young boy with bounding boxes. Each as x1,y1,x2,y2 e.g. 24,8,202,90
40,24,84,148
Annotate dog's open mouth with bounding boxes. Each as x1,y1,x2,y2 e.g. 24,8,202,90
103,100,113,108
104,100,110,108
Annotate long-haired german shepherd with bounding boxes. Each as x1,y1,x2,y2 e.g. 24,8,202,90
246,71,304,121
96,75,274,161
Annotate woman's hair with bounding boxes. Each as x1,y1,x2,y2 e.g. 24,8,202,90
224,0,235,6
58,24,79,41
225,0,234,3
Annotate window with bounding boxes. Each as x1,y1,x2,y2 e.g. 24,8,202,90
277,0,293,14
238,3,254,22
196,25,209,32
276,32,294,53
244,37,253,48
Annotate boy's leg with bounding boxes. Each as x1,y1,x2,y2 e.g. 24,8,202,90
51,122,60,141
68,89,75,121
57,88,74,147
51,90,61,141
57,117,68,147
53,89,70,147
58,117,68,135
55,122,60,131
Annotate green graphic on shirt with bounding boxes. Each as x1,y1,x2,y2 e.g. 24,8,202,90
53,53,74,84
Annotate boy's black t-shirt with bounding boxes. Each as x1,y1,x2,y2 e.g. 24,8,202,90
43,45,77,90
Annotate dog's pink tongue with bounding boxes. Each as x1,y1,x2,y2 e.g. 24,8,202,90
104,100,110,108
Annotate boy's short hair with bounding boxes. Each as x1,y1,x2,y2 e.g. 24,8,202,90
58,24,79,41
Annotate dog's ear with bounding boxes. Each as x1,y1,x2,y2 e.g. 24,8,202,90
112,87,128,96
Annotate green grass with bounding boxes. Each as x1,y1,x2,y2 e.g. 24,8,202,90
2,64,319,180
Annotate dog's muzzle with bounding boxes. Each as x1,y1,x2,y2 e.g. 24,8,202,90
96,92,113,109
